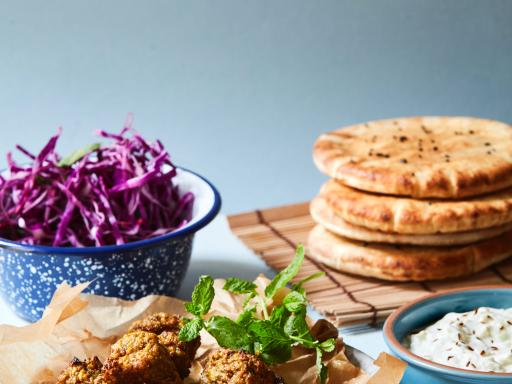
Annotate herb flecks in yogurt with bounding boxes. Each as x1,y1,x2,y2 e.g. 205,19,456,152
405,307,512,373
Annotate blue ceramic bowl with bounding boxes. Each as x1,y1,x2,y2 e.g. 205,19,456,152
384,286,512,383
0,168,221,322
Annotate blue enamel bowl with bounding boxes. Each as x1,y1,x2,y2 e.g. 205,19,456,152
384,286,512,383
0,168,221,322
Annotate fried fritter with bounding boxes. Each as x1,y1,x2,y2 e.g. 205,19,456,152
56,357,103,384
129,312,200,378
201,349,285,384
102,330,182,384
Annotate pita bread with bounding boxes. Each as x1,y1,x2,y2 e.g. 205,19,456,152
313,116,512,198
319,179,512,234
307,225,512,281
310,196,512,246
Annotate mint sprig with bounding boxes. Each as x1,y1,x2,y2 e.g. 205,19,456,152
265,244,305,299
292,271,325,292
181,245,334,384
283,290,307,313
189,275,215,316
249,320,292,364
224,277,257,294
179,317,204,342
206,316,254,352
237,307,256,327
178,275,214,342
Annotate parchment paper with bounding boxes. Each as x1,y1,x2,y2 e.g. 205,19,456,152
0,279,406,384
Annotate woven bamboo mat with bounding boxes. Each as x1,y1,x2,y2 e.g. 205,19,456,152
227,202,512,327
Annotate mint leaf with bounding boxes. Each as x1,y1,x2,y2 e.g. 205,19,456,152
206,316,253,352
249,320,288,342
269,305,288,329
178,317,203,342
237,307,256,327
185,302,199,316
258,342,292,365
249,320,292,364
283,291,307,313
189,275,215,316
284,310,314,344
58,143,100,167
292,271,325,291
265,244,305,299
319,338,336,353
224,277,257,295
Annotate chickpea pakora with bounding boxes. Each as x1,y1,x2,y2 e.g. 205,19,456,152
102,330,182,384
56,357,103,384
129,312,200,378
201,349,285,384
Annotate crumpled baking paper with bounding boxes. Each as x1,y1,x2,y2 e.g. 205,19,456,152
0,279,406,383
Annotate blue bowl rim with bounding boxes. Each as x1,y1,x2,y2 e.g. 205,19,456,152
0,167,221,254
383,285,512,378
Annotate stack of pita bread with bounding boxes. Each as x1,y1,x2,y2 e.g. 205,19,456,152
309,116,512,281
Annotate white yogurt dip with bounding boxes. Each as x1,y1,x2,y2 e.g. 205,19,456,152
405,307,512,372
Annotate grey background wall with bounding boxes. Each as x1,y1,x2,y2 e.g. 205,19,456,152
1,1,511,213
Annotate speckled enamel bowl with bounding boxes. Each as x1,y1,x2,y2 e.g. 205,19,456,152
0,168,221,322
384,286,512,383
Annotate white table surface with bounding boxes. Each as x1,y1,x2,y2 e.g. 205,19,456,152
0,214,387,359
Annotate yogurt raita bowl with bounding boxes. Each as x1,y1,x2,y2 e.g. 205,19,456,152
384,286,512,384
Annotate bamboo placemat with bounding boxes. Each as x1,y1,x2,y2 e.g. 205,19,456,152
227,202,512,327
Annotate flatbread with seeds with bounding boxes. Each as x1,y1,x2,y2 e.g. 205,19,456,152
313,116,512,198
308,225,512,281
318,179,512,234
310,195,512,246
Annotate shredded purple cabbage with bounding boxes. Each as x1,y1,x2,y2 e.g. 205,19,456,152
0,119,194,247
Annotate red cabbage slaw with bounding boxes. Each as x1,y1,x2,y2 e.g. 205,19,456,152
0,119,194,247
